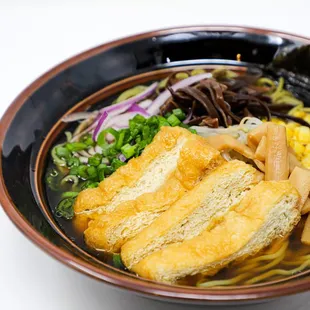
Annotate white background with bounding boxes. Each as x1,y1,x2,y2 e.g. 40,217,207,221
1,1,310,309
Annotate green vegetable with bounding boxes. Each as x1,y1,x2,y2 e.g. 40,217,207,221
102,164,115,176
121,143,137,159
56,146,70,159
60,175,79,187
81,181,99,189
167,114,181,126
67,157,80,167
112,254,124,269
87,166,98,179
165,112,172,118
172,108,186,121
132,114,146,124
69,166,79,175
88,154,102,166
51,144,66,166
77,165,88,179
115,85,147,103
97,128,119,148
56,198,75,220
175,72,189,80
81,133,95,146
111,158,126,170
158,116,170,128
146,116,159,128
64,131,73,142
61,191,79,199
98,167,105,181
115,130,126,150
66,142,88,152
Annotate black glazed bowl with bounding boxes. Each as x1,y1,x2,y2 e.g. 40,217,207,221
1,26,310,305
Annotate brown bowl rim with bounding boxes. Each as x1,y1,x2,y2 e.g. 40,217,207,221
1,25,310,303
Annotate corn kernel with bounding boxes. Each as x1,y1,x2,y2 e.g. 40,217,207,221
305,144,310,154
293,111,306,118
302,154,310,169
295,126,310,144
286,122,299,129
271,118,286,125
286,127,294,140
304,115,310,124
290,141,305,159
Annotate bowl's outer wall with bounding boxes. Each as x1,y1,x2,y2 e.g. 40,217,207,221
1,28,309,304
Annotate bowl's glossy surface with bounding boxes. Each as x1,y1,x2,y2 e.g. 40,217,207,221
1,26,310,305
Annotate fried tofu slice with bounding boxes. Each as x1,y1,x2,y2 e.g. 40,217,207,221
121,160,263,267
74,126,222,216
84,132,225,252
130,181,300,284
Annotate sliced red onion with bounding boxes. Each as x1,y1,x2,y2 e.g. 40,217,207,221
71,113,102,142
100,82,158,117
118,154,127,162
92,111,109,141
62,111,98,123
104,111,144,129
183,109,193,124
128,104,150,117
147,73,212,115
139,99,153,109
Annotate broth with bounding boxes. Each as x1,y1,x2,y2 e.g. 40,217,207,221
43,68,310,287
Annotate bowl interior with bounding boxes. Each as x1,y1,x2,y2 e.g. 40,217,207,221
1,26,310,303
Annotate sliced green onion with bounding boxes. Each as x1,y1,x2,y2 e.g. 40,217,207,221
69,166,79,175
56,198,75,220
142,126,150,140
67,157,80,167
87,166,98,179
112,254,124,269
167,114,181,126
77,165,88,179
81,133,95,146
146,116,159,128
98,167,105,181
175,72,189,80
61,191,79,199
158,116,170,128
66,142,88,152
51,144,67,166
121,143,137,159
81,181,99,189
65,131,73,142
115,130,126,150
115,85,147,103
60,175,79,187
132,114,146,124
111,158,126,170
88,154,102,166
97,128,119,148
172,108,186,121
